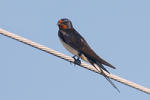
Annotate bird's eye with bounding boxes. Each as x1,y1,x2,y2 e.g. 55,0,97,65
63,18,70,22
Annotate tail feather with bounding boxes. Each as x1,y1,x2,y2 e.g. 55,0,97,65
85,57,120,92
96,56,116,69
96,62,110,73
95,62,120,92
104,74,120,93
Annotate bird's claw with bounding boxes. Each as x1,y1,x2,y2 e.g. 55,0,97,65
72,56,81,65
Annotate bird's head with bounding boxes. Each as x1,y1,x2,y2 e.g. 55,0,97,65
57,18,73,30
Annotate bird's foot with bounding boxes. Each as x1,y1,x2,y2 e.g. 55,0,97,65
72,56,81,65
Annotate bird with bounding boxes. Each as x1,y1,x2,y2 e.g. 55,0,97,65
57,18,120,92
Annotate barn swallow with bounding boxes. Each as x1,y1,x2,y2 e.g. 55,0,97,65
57,18,120,92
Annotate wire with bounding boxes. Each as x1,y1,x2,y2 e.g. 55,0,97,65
0,28,150,94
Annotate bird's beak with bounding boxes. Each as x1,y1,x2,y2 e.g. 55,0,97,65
57,20,64,26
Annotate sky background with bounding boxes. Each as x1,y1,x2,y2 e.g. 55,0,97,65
0,0,150,99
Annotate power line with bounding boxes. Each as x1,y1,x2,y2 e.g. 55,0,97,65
0,28,150,94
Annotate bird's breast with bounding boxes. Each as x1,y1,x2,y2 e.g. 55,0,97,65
59,38,78,56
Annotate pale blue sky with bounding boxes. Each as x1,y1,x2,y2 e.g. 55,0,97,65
0,0,150,100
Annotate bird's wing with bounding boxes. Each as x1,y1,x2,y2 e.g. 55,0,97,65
80,41,116,69
59,29,116,69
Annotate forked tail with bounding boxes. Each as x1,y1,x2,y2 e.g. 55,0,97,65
94,62,120,92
